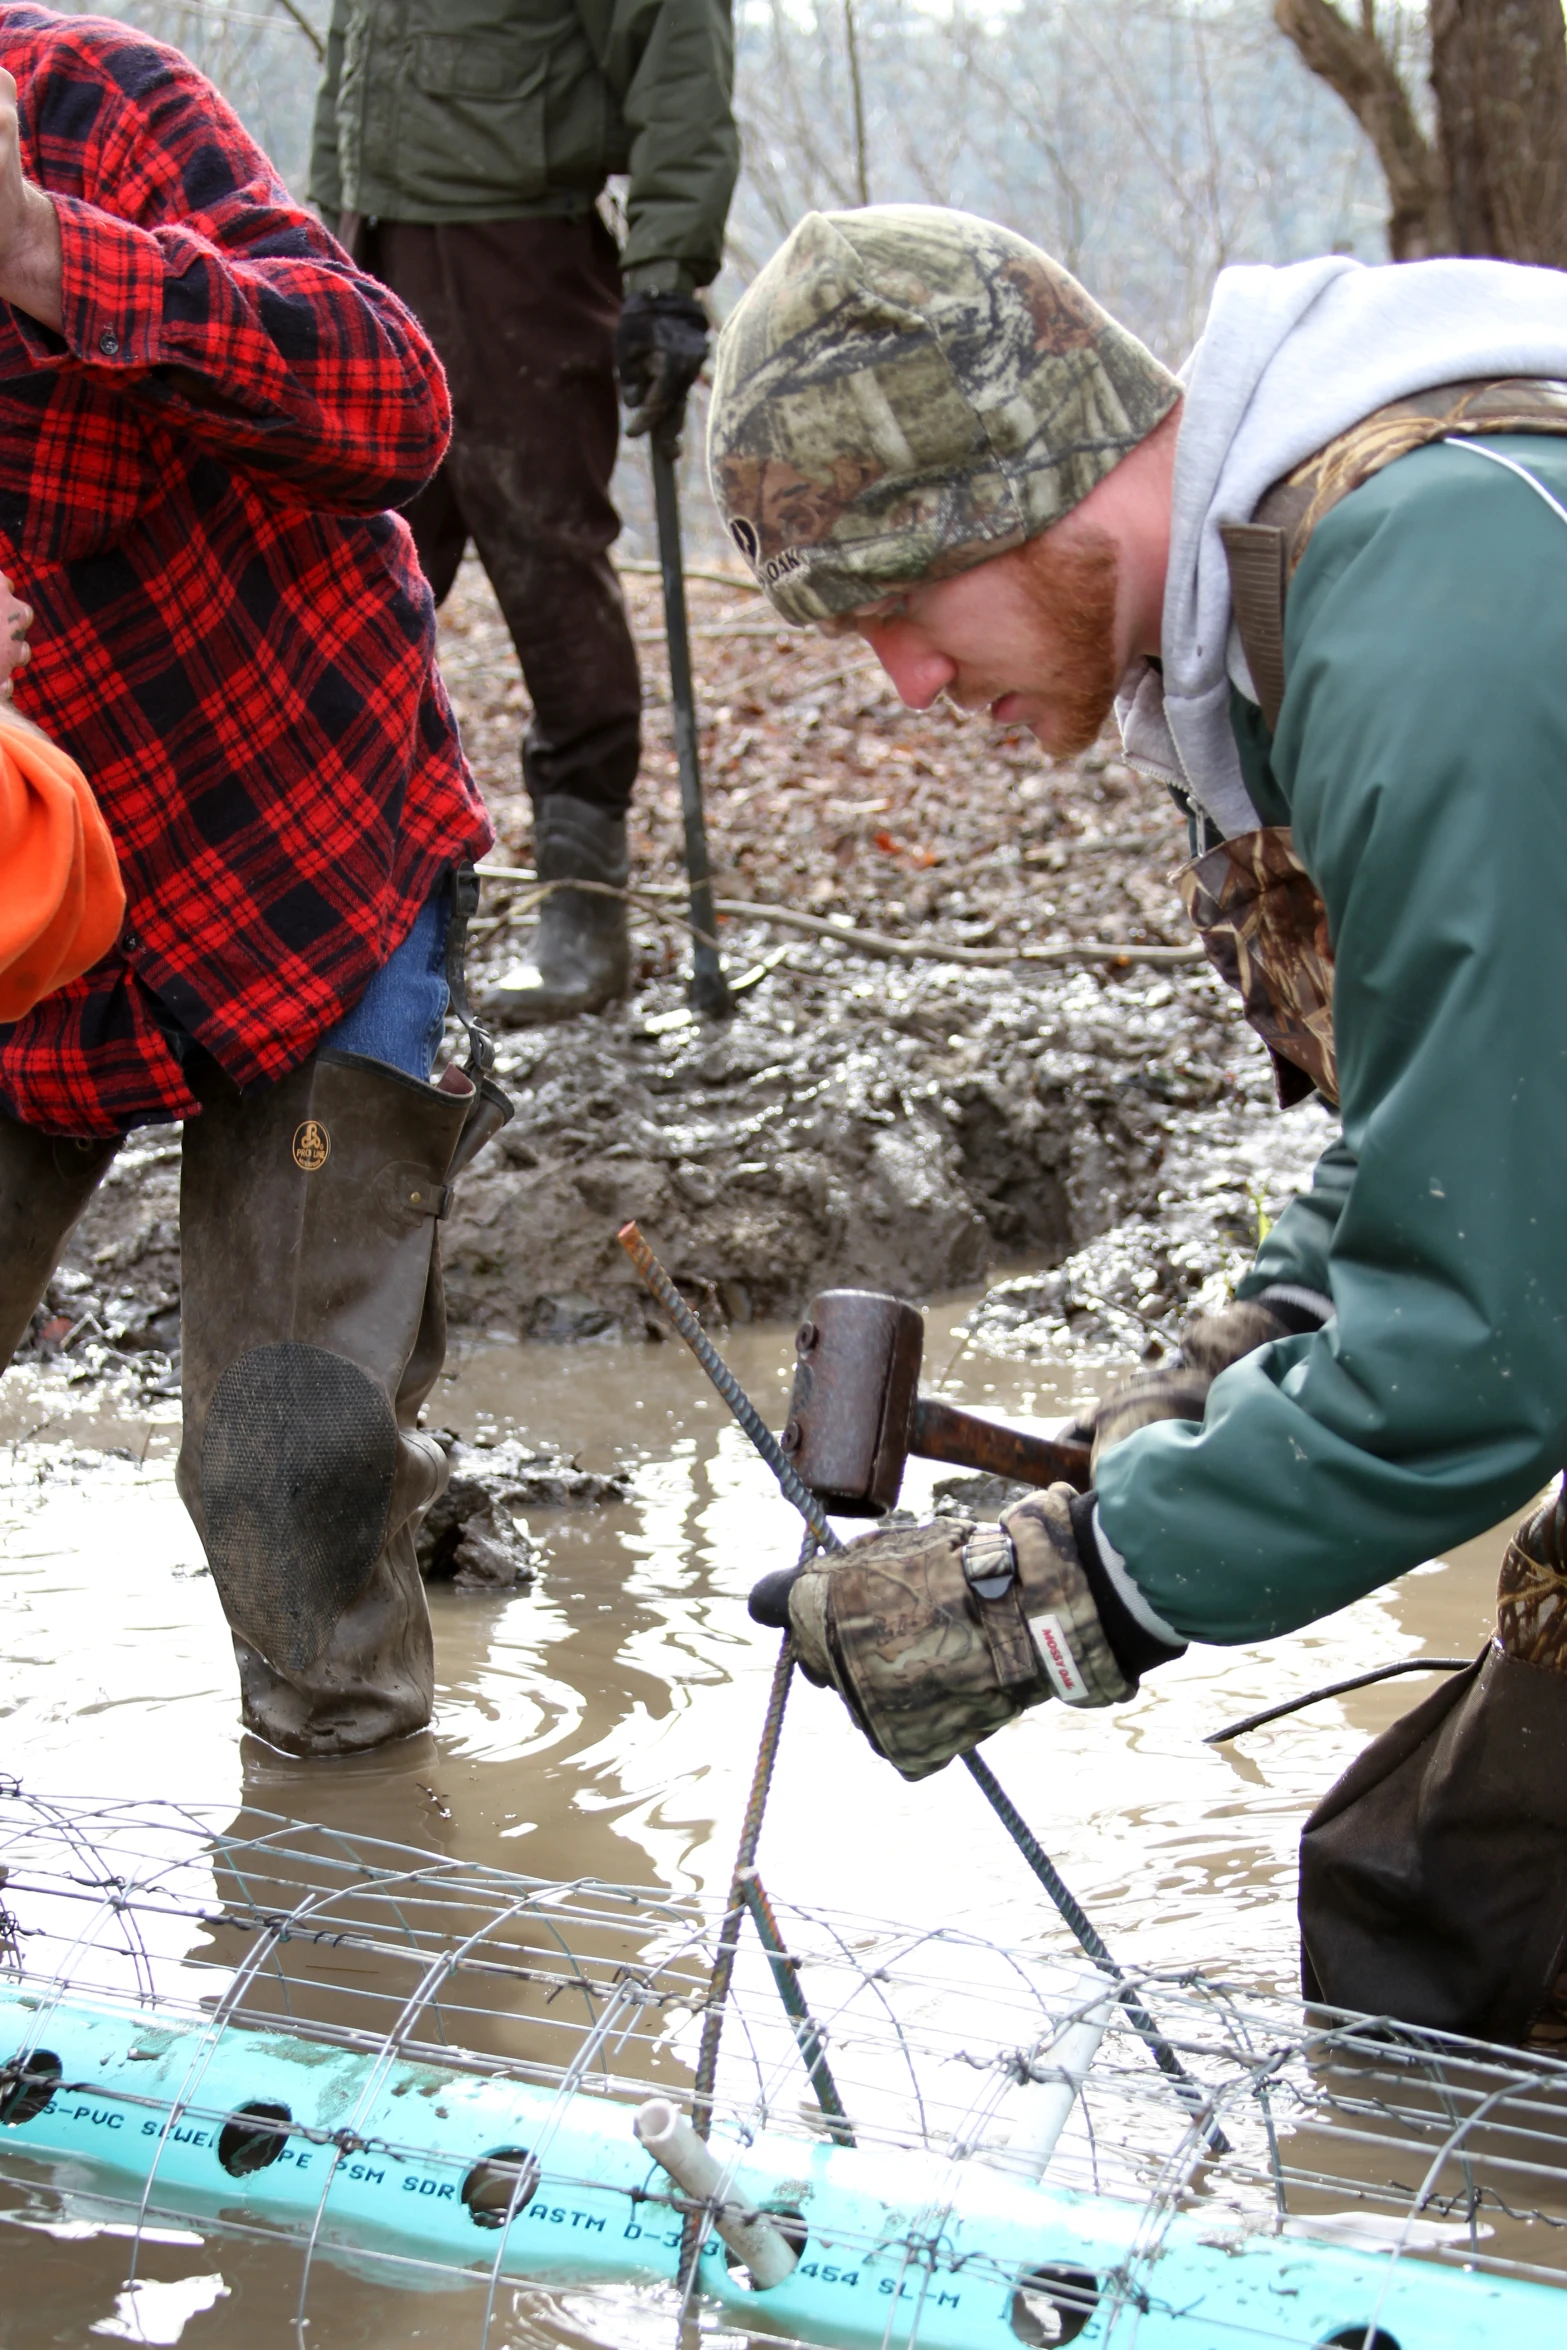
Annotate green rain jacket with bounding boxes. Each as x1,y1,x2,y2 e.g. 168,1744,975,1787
308,0,738,292
1096,434,1567,1645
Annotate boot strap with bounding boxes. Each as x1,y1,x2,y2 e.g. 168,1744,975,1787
445,863,516,1166
372,1160,451,1222
446,864,498,1085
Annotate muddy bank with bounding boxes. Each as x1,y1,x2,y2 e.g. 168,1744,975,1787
19,561,1333,1377
448,949,1331,1344
26,950,1327,1376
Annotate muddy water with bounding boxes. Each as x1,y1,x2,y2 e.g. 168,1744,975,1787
0,1305,1512,2346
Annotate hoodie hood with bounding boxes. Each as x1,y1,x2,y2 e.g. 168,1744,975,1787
1122,255,1567,831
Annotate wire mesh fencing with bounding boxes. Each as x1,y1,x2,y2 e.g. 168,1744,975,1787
3,1781,1567,2347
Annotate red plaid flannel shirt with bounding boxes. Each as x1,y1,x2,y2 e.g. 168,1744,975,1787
0,6,492,1137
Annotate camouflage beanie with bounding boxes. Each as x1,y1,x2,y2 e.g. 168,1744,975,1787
707,205,1180,626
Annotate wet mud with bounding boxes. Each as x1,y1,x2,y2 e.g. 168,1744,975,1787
20,956,1328,1378
0,564,1486,2346
17,557,1329,1370
0,1307,1512,2347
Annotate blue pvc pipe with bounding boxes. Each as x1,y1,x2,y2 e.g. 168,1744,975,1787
1,1986,1560,2347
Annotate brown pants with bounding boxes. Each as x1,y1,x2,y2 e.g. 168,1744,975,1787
368,214,642,817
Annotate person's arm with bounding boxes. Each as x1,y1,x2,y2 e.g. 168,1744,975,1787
1096,436,1567,1645
1233,1133,1356,1319
593,0,738,292
10,33,447,514
306,0,349,222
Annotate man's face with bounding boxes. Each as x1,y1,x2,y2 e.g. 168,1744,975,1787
840,519,1124,759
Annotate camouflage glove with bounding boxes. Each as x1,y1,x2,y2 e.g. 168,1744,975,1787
1071,1294,1324,1475
1497,1486,1567,1672
748,1488,1178,1782
616,291,710,442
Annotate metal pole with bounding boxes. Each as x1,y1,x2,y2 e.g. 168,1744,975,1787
963,1751,1229,2158
737,1867,855,2146
650,423,732,1021
617,1222,832,1542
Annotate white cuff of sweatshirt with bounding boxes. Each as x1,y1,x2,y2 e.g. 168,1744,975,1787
1091,1504,1183,1648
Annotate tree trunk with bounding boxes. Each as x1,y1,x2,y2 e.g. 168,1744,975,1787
1274,0,1452,258
1277,0,1567,264
1429,0,1567,265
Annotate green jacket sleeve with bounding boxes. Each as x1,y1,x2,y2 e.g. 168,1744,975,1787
1098,435,1567,1645
586,0,737,291
1236,1135,1356,1308
307,0,347,220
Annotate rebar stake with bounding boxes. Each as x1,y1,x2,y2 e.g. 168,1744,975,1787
963,1749,1229,2158
737,1866,855,2146
616,1222,1226,2174
618,1222,841,1551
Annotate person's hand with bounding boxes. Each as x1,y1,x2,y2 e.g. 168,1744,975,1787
0,571,33,701
0,71,62,333
1071,1297,1308,1473
749,1490,1142,1781
615,290,710,444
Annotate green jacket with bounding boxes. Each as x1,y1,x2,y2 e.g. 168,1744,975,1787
308,0,738,292
1097,435,1567,1645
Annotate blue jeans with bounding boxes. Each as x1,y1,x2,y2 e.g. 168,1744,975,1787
319,890,450,1081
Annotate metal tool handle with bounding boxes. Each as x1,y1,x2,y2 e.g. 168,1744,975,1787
911,1398,1092,1493
650,428,732,1021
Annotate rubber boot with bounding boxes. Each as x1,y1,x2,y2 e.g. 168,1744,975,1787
0,1113,120,1366
176,1049,474,1757
486,793,631,1025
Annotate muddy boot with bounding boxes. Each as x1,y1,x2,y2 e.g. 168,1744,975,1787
176,1050,475,1758
487,794,630,1025
0,1114,120,1366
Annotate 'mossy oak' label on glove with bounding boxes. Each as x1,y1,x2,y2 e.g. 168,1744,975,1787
1029,1611,1089,1702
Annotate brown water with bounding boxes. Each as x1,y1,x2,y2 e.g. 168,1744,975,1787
0,1305,1512,2345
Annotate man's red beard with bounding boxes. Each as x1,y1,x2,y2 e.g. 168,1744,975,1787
954,523,1123,757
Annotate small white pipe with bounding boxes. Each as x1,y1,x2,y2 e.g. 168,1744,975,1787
634,2097,800,2289
988,1977,1116,2181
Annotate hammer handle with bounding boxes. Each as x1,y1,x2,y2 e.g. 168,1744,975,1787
911,1397,1092,1493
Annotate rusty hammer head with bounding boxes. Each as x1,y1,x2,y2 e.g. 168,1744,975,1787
780,1289,923,1516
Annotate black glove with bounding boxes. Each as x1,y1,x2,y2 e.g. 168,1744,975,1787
615,290,710,442
1070,1291,1327,1474
748,1490,1183,1782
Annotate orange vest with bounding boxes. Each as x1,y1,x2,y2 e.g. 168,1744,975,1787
0,709,123,1022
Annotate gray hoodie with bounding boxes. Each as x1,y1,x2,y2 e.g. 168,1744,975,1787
1119,254,1567,833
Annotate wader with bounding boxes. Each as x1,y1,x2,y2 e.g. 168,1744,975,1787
0,870,511,1757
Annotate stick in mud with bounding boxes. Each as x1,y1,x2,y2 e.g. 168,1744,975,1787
650,427,732,1021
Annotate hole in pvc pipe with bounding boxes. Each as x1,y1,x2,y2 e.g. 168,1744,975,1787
1321,2333,1402,2350
721,2205,808,2290
217,2100,292,2177
0,2050,61,2126
1010,2264,1101,2345
462,2146,541,2229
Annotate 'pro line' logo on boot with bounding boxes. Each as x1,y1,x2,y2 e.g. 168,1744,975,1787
292,1120,330,1173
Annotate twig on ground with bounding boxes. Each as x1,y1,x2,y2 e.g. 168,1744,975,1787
618,559,761,593
470,864,1203,969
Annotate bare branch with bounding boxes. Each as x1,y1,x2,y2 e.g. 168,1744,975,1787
843,0,871,207
1274,0,1454,255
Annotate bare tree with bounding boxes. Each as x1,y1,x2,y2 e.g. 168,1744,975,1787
1276,0,1567,263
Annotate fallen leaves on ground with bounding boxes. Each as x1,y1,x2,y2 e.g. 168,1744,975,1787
435,558,1190,973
